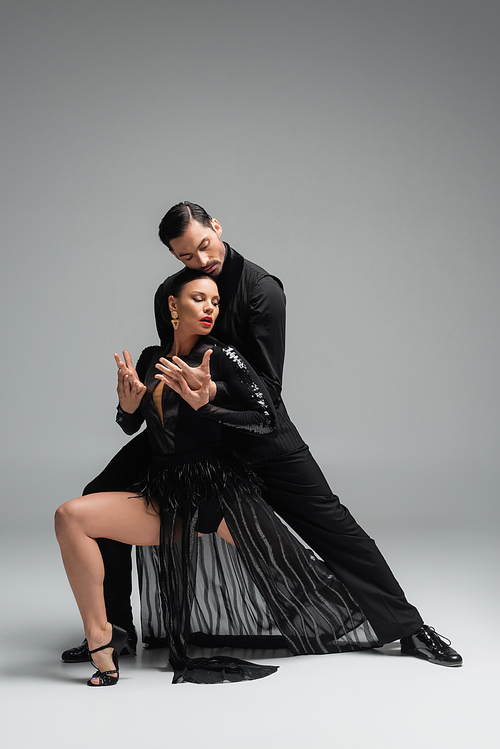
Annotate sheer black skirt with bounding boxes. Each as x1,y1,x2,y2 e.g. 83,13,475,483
133,450,380,684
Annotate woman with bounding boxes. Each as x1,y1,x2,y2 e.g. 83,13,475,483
55,271,379,687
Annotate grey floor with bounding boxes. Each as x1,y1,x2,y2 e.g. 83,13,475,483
0,526,497,749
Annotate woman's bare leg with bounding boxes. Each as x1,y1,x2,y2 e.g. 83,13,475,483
54,491,160,683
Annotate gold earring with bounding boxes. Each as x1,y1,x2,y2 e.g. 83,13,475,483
171,310,180,330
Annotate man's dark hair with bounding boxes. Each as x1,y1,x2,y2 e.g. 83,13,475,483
158,201,213,249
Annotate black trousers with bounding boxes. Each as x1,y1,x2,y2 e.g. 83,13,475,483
84,432,423,645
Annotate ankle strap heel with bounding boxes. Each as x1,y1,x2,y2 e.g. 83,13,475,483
87,625,129,687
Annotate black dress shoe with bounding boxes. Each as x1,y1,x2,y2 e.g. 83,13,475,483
61,631,138,663
400,625,462,666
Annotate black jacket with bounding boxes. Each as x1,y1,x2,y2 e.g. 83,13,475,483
154,244,304,463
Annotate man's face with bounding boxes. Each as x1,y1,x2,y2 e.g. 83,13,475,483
169,219,226,277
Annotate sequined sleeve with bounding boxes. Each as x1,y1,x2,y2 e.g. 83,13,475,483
197,345,276,434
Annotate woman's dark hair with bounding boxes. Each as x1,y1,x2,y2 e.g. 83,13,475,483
158,201,213,249
169,269,219,299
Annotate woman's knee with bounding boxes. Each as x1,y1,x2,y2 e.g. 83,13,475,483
54,497,86,536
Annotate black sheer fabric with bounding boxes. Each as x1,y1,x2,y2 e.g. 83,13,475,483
123,338,380,683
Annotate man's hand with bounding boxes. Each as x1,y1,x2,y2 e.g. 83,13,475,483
114,350,146,413
156,349,217,401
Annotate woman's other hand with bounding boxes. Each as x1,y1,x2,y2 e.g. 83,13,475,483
114,350,146,413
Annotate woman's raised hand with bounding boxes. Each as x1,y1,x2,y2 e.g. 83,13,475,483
155,350,216,401
114,350,146,413
155,352,212,411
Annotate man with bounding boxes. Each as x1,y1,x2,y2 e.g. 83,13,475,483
62,201,461,667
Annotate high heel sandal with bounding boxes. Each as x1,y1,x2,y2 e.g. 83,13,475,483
87,625,131,687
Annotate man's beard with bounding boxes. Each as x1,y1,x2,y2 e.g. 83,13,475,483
202,261,223,278
208,264,222,278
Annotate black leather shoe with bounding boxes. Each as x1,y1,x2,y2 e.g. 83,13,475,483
400,625,462,666
61,631,137,663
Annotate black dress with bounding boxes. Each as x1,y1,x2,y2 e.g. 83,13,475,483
118,336,380,683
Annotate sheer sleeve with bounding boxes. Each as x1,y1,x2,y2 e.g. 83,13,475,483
115,346,158,435
197,346,276,434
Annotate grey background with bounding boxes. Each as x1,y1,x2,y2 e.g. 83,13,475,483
0,3,499,746
2,0,499,534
